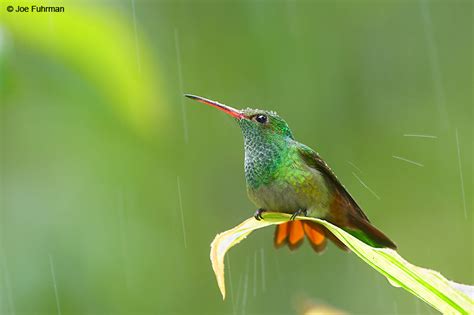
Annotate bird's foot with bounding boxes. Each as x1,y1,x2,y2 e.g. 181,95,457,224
290,209,307,220
254,208,266,221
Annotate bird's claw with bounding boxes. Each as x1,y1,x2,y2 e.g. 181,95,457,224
254,208,266,221
290,209,307,220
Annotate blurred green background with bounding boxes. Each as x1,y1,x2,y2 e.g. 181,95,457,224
0,0,472,314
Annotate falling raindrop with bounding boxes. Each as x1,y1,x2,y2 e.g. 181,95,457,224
419,0,449,128
174,28,189,144
130,0,141,72
260,248,266,293
49,254,62,315
454,129,467,218
234,274,243,315
253,250,257,298
176,176,188,248
392,155,424,167
403,134,437,139
241,257,250,315
352,172,381,200
226,256,236,315
347,161,363,174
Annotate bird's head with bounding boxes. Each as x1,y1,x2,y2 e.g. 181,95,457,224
185,94,293,141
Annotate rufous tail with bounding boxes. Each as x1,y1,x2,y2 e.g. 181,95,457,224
274,221,348,253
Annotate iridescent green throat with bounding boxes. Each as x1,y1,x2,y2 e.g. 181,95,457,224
238,117,294,190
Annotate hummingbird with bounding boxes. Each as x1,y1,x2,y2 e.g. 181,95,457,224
185,94,396,253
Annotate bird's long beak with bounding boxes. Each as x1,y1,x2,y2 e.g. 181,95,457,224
184,94,245,119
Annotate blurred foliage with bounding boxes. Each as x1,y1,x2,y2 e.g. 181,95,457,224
294,295,348,315
0,0,472,314
0,0,163,136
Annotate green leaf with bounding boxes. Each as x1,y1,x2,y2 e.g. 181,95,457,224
210,212,474,314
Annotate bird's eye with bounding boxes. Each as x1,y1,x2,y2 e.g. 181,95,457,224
254,114,267,124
